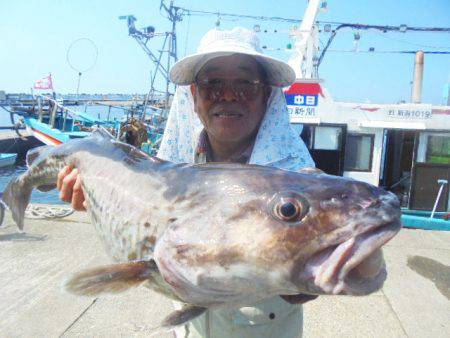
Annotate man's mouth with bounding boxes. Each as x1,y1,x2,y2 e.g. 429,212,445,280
213,112,243,118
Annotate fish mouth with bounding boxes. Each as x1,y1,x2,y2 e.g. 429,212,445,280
301,220,402,296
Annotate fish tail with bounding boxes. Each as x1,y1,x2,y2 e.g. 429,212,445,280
0,194,6,227
2,177,32,231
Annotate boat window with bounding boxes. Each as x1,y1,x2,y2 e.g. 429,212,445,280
425,134,450,164
313,126,341,150
344,134,374,171
417,132,450,164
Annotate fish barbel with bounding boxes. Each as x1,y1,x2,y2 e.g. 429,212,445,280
2,129,402,331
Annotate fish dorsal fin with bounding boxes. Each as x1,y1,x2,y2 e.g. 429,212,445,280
92,126,169,165
92,126,115,140
109,139,170,165
298,167,324,174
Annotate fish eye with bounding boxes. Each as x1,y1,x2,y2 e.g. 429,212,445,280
278,201,299,220
269,192,309,225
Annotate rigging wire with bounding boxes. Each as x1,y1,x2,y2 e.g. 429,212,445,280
318,22,450,32
371,31,450,49
179,8,301,23
183,12,191,57
1,106,16,115
317,23,450,69
326,49,450,54
176,5,450,34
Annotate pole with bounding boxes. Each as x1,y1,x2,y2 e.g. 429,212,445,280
411,51,424,104
76,72,82,100
288,0,322,79
430,179,448,218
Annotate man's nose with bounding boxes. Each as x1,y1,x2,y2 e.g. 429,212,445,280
218,82,239,102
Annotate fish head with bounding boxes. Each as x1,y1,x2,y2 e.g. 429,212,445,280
154,165,401,306
280,174,402,296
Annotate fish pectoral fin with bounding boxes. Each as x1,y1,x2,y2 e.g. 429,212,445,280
280,293,319,304
64,260,159,296
92,127,115,140
136,305,207,336
160,305,207,330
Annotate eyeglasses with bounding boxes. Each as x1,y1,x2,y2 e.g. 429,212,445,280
195,78,266,101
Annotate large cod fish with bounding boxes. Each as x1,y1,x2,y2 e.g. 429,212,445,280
2,129,401,331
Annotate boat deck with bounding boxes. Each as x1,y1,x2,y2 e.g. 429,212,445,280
0,209,449,337
0,130,42,158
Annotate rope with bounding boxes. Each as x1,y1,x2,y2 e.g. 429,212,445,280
24,204,74,219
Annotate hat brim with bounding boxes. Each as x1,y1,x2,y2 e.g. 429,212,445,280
170,51,296,87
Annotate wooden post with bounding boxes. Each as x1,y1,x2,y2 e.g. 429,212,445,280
62,109,68,131
37,96,43,122
49,100,57,128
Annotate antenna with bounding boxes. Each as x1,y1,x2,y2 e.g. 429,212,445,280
119,1,183,117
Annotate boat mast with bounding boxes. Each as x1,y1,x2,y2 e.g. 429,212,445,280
119,0,182,118
288,0,325,79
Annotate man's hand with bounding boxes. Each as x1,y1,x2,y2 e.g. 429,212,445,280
57,166,87,211
280,294,318,304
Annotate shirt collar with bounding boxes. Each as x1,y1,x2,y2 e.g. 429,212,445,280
194,128,254,164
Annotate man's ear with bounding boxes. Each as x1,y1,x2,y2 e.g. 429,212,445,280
264,85,272,105
190,84,197,107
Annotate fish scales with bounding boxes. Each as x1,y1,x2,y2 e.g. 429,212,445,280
70,149,171,262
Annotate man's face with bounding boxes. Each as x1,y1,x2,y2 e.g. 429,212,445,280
190,54,271,145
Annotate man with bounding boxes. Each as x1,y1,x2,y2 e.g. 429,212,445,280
58,27,315,337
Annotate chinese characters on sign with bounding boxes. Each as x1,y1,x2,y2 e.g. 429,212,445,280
287,105,317,117
285,94,318,107
286,94,318,118
387,109,432,119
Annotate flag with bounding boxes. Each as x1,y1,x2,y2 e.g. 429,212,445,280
33,74,54,90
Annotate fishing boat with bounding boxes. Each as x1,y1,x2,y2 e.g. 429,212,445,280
14,94,166,157
284,0,450,230
0,153,17,167
20,95,118,146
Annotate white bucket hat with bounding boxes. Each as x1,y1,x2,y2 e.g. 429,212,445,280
170,27,296,87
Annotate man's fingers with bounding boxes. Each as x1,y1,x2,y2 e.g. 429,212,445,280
71,174,86,211
59,168,78,202
57,166,72,191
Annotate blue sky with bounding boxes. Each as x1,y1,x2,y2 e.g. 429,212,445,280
0,0,449,104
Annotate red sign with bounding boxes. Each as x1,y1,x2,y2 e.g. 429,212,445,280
284,82,324,97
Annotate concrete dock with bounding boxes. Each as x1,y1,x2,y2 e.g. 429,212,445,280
0,209,449,337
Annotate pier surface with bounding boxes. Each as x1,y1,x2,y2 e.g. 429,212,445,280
0,208,449,337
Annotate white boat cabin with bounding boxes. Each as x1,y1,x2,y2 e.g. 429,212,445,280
285,80,450,212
